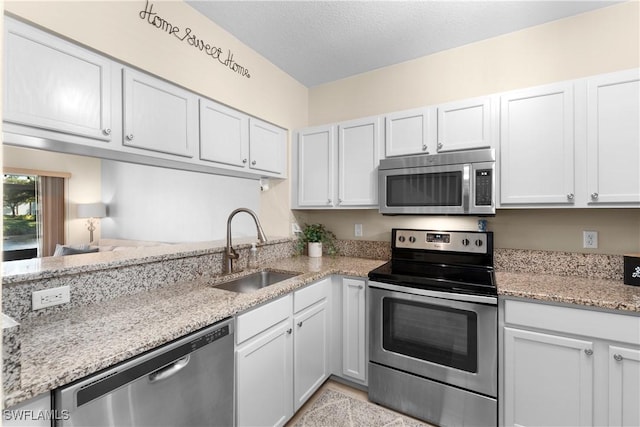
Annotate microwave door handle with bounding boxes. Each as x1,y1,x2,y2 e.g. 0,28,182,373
462,164,471,213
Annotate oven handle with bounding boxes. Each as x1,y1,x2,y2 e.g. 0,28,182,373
462,164,471,213
368,280,497,305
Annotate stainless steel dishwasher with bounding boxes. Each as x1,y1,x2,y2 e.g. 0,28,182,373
55,318,234,427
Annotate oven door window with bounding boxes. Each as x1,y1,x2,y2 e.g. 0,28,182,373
386,171,462,207
382,298,478,372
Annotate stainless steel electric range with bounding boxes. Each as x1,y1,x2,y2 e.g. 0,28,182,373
368,228,498,427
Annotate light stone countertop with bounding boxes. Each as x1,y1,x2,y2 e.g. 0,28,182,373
5,255,640,408
3,256,386,408
496,271,640,312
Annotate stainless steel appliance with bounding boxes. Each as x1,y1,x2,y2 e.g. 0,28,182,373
378,149,495,215
368,229,497,426
55,318,234,427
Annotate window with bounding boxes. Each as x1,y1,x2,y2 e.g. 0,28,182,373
3,170,68,260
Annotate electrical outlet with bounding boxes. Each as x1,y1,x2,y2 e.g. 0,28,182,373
292,222,301,233
355,223,363,237
583,231,598,249
32,286,70,310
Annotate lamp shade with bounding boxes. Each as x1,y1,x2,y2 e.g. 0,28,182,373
77,203,107,218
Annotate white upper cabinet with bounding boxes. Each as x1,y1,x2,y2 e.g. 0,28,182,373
437,96,493,152
249,118,287,176
122,68,197,158
296,125,335,208
338,117,381,207
500,82,575,205
4,17,112,141
199,99,249,168
586,69,640,205
384,107,433,157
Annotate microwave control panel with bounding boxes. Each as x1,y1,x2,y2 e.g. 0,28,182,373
475,169,493,206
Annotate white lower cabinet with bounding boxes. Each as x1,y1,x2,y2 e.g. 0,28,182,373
501,298,640,427
3,393,52,427
235,278,331,427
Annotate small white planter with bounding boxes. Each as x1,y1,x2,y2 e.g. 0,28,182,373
308,242,323,258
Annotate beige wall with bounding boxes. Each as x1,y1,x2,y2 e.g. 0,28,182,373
301,1,640,255
4,0,309,238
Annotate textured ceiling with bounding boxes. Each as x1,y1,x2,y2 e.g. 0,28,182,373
186,1,620,87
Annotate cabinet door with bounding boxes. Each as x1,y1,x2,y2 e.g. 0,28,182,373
587,70,640,205
199,98,248,168
503,327,594,427
294,299,329,411
297,126,335,207
437,97,492,152
385,107,432,157
608,345,640,427
338,117,380,206
122,68,196,158
500,83,575,205
4,17,112,141
249,118,286,176
236,321,293,427
342,278,367,382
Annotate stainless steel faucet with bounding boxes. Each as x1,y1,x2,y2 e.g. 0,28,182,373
225,208,268,274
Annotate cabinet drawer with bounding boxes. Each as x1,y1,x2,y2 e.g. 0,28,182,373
237,295,291,344
504,299,640,345
294,278,330,313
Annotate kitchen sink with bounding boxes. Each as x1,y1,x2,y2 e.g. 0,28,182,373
212,270,300,293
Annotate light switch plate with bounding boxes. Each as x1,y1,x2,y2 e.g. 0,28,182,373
355,224,363,237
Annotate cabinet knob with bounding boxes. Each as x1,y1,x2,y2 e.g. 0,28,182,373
567,193,575,200
584,348,593,356
297,322,303,328
338,198,343,204
422,144,428,151
591,192,599,200
328,199,332,205
437,143,443,150
613,354,623,362
251,160,257,166
126,134,134,141
242,158,248,164
286,328,292,335
358,284,364,290
102,128,111,136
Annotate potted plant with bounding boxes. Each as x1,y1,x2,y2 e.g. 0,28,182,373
296,223,337,257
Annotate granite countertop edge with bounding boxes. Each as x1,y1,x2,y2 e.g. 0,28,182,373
5,258,639,408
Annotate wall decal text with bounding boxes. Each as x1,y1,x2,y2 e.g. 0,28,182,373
139,0,251,79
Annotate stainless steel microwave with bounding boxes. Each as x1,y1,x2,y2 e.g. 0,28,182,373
378,149,495,215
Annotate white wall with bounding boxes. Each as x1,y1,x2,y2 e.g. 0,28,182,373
101,160,260,243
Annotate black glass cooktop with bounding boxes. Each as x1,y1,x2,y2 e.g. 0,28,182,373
368,259,497,296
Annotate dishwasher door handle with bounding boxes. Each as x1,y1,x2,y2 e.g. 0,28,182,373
148,355,191,383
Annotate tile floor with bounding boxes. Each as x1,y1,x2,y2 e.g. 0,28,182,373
287,379,434,427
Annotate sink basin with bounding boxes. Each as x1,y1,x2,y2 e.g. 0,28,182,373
213,270,299,293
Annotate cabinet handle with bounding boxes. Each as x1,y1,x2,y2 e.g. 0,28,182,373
613,354,623,362
327,199,332,205
286,328,292,335
126,134,134,141
358,284,364,290
102,128,111,136
242,158,248,164
584,349,593,356
251,160,257,166
437,142,443,150
297,322,303,328
338,198,343,204
422,144,428,151
567,193,575,200
591,192,599,201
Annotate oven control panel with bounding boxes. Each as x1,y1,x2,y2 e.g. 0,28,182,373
394,229,488,253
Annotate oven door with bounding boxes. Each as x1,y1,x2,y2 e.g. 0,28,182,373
369,281,497,397
379,163,470,215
